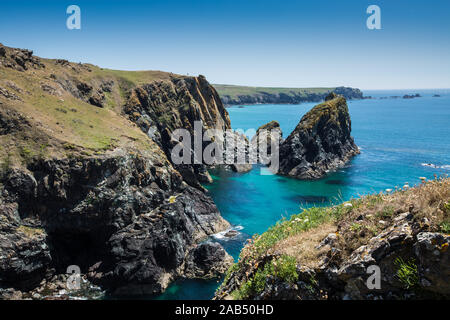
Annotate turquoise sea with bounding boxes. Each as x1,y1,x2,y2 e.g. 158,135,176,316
155,89,450,300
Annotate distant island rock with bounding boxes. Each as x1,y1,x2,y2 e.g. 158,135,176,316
403,93,421,99
433,94,441,97
214,84,364,106
277,92,359,179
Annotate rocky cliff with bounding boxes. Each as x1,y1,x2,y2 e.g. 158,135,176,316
124,75,231,188
278,93,359,179
214,85,364,106
215,178,450,300
0,44,233,298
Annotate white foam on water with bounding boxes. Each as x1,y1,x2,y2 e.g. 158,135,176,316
211,225,244,240
421,163,450,170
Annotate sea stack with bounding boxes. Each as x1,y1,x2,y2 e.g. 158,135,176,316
278,92,359,179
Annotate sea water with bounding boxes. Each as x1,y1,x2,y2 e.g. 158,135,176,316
155,89,450,299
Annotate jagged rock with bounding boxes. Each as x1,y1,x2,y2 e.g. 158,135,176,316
0,44,44,71
124,75,231,187
88,91,105,108
183,242,233,279
0,87,22,101
278,95,359,179
0,199,52,290
41,83,63,97
224,131,253,173
55,59,70,67
0,151,230,296
224,230,239,238
230,163,253,173
75,80,93,97
413,232,450,294
251,120,283,163
0,288,23,300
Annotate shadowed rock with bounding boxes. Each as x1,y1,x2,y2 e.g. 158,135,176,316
278,94,359,179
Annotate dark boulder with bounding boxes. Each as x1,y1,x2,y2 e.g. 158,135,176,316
183,242,233,279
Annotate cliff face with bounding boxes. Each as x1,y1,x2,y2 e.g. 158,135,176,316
215,178,450,300
215,85,364,106
278,93,359,179
124,75,231,188
0,44,232,298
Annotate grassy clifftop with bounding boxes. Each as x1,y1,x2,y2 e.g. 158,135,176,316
0,44,188,167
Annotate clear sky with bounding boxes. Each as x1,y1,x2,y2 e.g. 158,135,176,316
1,0,449,89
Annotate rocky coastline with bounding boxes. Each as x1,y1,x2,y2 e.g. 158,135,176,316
0,44,234,299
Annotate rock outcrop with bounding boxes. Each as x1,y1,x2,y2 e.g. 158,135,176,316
183,242,234,279
124,75,233,187
0,44,233,298
278,93,359,179
251,120,283,158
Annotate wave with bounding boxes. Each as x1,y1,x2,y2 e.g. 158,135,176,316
421,163,450,170
211,225,244,240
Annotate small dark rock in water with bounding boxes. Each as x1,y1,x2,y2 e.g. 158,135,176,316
276,178,288,183
433,94,441,97
237,106,245,108
289,195,329,203
224,230,239,238
325,179,352,186
230,163,253,173
403,93,421,99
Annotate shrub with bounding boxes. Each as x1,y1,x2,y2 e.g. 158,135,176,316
395,257,419,289
440,220,450,234
274,255,298,284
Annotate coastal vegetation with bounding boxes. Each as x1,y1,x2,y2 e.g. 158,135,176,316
216,177,450,300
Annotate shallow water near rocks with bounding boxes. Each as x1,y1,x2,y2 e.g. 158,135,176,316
154,89,450,300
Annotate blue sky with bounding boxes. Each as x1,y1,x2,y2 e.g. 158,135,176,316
0,0,449,89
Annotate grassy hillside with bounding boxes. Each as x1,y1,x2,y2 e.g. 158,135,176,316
0,44,187,167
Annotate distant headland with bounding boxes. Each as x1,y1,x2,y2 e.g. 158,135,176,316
213,84,364,106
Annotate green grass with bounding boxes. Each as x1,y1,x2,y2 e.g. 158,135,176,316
395,257,419,289
377,205,395,219
246,205,345,259
231,254,298,299
0,64,155,165
440,220,450,233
